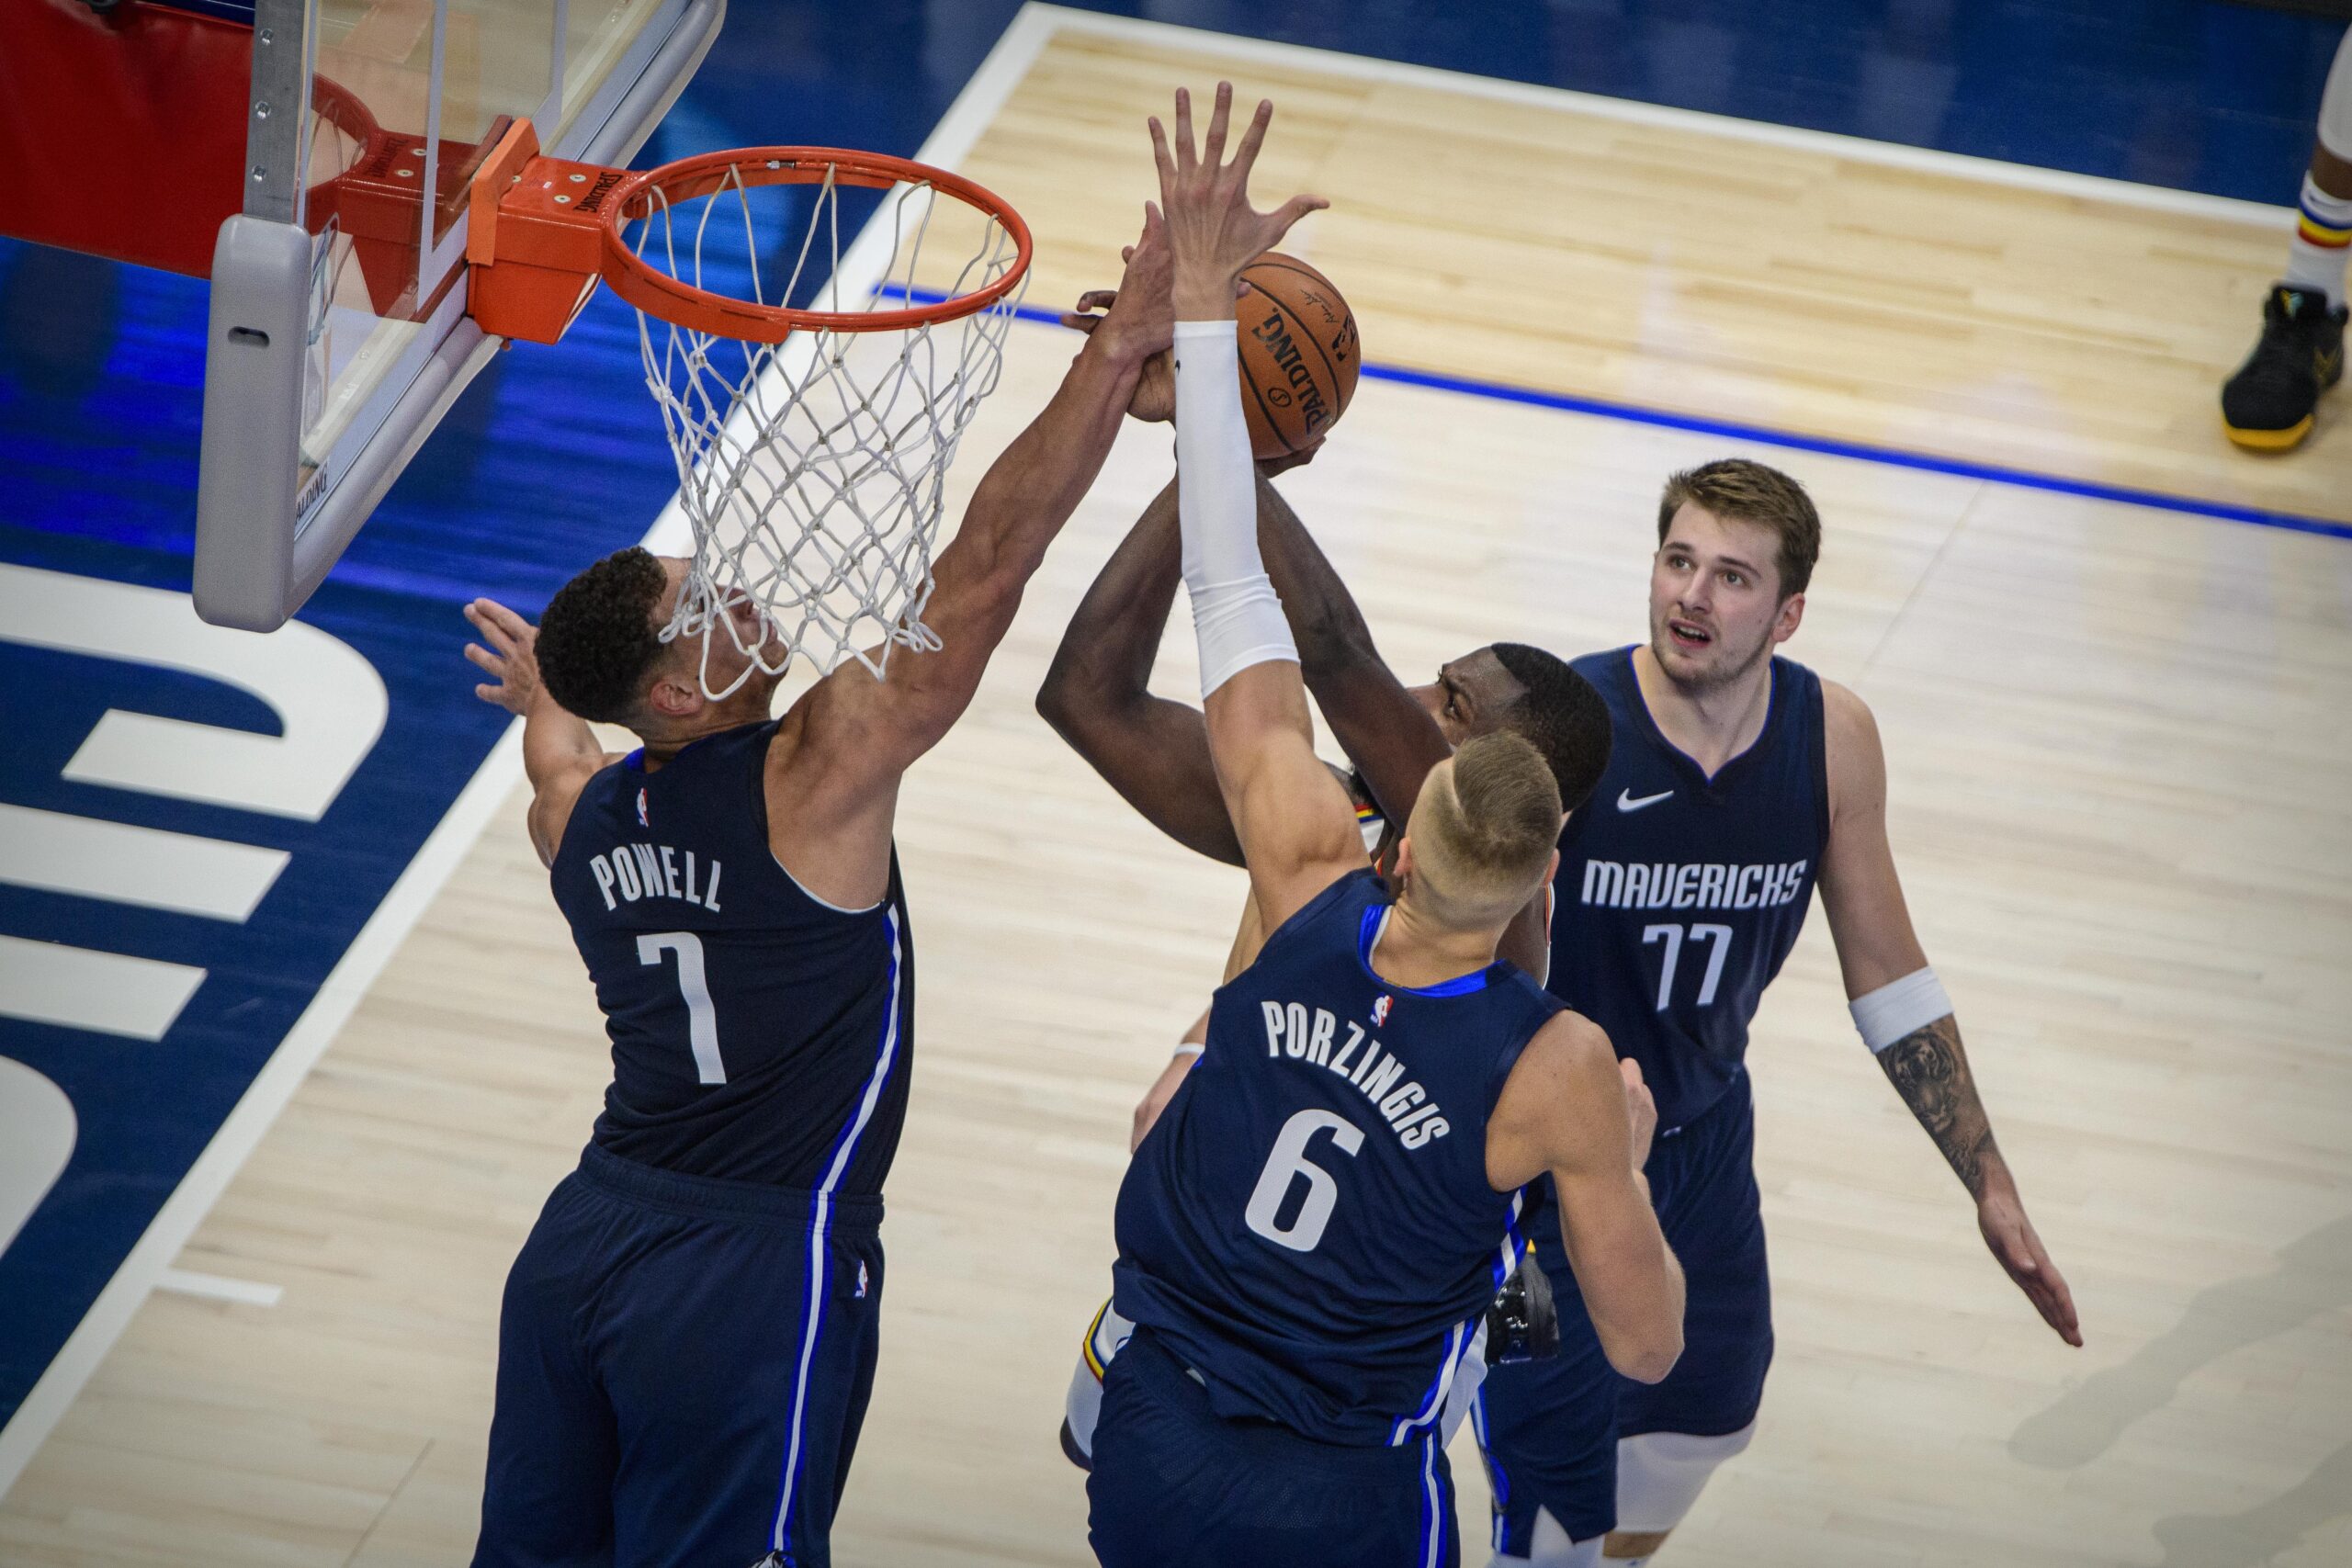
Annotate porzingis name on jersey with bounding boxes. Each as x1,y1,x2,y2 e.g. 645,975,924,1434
1578,858,1808,913
586,841,725,913
1259,1000,1449,1150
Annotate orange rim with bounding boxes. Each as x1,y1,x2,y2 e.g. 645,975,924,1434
595,147,1032,343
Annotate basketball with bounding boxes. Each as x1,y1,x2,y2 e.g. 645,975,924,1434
1236,254,1361,459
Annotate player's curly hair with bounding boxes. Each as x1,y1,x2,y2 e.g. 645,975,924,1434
536,547,669,724
1490,643,1612,816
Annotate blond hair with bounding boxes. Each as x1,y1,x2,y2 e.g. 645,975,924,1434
1657,458,1821,598
1405,731,1564,929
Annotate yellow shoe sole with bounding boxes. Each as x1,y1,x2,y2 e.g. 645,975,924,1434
2223,414,2315,452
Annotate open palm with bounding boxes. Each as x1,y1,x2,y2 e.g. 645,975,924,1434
1149,82,1326,318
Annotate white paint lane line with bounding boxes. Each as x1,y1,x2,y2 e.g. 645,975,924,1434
153,1269,284,1309
0,935,205,1042
0,804,289,922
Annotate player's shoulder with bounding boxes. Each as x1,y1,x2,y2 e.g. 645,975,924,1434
1492,1007,1617,1135
1261,863,1382,951
760,690,838,784
1569,644,1635,682
1815,673,1874,735
1502,1006,1613,1100
1815,676,1883,773
1494,957,1566,1014
1527,1004,1612,1066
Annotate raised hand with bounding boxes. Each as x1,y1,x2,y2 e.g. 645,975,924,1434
464,597,546,716
1148,82,1327,320
1062,280,1176,423
1080,204,1175,373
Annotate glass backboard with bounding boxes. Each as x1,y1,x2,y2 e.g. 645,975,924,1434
194,0,724,631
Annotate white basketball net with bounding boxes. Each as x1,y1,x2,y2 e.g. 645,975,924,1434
626,162,1024,696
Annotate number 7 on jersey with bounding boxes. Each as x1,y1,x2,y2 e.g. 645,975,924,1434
638,931,726,1084
1643,922,1734,1011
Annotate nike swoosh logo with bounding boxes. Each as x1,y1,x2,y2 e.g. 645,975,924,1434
1617,787,1672,813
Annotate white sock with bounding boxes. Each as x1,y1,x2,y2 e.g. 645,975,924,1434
2283,175,2352,310
1487,1506,1602,1568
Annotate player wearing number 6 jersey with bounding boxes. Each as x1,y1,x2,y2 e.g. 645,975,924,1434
454,218,1175,1568
1476,459,2085,1568
1086,83,1683,1568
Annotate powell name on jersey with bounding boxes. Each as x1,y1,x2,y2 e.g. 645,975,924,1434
549,720,914,1194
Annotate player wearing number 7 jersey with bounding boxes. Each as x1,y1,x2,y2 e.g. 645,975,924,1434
453,218,1175,1568
1085,83,1684,1568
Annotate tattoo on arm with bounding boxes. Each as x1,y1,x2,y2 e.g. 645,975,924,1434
1876,1015,2004,1199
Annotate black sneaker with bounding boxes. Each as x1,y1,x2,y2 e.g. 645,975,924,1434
2221,284,2347,451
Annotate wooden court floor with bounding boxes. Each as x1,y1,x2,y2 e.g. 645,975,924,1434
4,11,2348,1566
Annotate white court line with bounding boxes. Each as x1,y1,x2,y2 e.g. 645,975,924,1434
0,935,207,1043
0,730,528,1492
153,1269,284,1309
0,804,288,922
0,0,2290,1502
1029,3,2290,228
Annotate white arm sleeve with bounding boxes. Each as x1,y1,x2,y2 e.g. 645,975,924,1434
1173,320,1296,696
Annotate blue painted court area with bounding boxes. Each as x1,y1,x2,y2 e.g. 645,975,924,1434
0,0,2342,1437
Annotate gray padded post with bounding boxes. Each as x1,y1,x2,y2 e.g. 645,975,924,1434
193,216,310,632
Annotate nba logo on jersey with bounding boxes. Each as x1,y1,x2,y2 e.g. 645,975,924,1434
635,787,650,829
1371,994,1393,1027
855,1260,870,1299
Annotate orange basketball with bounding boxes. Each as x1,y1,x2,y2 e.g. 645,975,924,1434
1235,254,1360,459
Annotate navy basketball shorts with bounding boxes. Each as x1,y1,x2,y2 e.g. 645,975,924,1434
1088,1327,1459,1568
473,1145,885,1568
1477,1068,1771,1554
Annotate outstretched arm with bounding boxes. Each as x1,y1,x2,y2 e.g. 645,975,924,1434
1816,680,2082,1347
1256,471,1555,978
1253,476,1454,824
1036,479,1243,864
1489,1018,1684,1382
763,216,1174,908
464,597,620,865
1156,84,1353,929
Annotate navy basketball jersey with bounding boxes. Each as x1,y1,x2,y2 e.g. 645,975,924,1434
548,720,913,1194
1547,648,1827,1131
1113,868,1562,1446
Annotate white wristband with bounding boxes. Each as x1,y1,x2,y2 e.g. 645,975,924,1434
1170,1043,1205,1059
1849,966,1954,1054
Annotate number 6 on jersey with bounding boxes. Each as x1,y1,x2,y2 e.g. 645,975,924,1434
1244,1109,1366,1253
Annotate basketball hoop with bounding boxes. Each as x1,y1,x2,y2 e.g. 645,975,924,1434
466,123,1034,695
